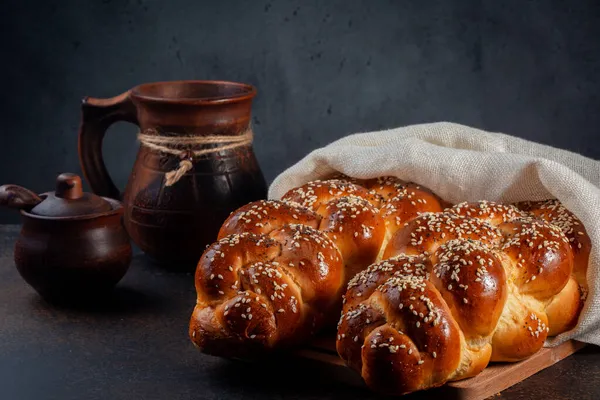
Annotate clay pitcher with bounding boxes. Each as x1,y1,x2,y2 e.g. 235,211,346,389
78,80,267,271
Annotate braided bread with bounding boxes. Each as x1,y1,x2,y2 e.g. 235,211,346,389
189,177,446,356
337,200,589,395
190,225,343,357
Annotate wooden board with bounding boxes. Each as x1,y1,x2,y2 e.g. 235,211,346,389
293,336,586,400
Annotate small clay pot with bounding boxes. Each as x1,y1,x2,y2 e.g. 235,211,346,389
0,173,132,303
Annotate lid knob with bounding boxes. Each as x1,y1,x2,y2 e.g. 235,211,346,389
1,172,115,218
56,173,84,200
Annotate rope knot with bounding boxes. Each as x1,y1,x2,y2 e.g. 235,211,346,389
165,159,194,186
137,129,254,187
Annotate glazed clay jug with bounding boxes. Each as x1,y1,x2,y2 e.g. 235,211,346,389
79,80,267,270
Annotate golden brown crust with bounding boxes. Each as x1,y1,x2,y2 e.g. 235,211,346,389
491,306,549,362
335,175,448,230
317,196,386,279
448,201,524,225
380,192,446,230
192,175,447,361
190,227,344,357
280,180,385,284
496,218,573,299
281,179,380,212
193,174,589,395
545,277,582,336
515,200,591,293
218,200,320,239
338,199,588,394
279,177,446,284
337,258,462,395
430,239,507,339
383,212,503,259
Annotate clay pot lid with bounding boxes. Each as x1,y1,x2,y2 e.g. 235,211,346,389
30,173,113,217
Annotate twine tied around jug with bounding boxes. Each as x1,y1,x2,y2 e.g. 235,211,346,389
137,129,254,186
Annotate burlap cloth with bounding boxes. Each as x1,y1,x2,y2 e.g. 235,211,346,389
269,122,600,346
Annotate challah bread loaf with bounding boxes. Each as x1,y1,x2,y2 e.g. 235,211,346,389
337,200,589,395
190,177,446,356
190,225,344,357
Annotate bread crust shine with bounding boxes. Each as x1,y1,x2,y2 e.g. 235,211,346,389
191,176,447,357
189,176,589,396
337,200,588,394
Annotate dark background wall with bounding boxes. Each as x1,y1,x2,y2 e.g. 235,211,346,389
1,0,599,223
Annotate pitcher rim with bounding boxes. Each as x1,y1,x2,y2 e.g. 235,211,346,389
131,80,257,105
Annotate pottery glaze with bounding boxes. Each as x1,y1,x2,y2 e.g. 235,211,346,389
0,174,132,302
78,81,267,270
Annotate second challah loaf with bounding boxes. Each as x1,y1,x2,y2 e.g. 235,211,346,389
336,200,589,395
189,177,446,356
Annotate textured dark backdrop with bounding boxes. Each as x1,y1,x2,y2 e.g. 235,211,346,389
1,0,599,223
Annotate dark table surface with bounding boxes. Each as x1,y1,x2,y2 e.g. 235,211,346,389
1,224,599,400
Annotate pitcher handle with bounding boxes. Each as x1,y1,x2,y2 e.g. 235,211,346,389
78,91,139,199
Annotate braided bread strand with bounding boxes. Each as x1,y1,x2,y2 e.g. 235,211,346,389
336,200,588,395
190,177,446,356
190,225,343,357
